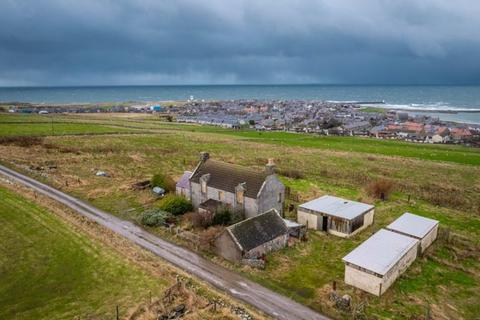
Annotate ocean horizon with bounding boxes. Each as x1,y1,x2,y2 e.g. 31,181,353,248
1,84,480,123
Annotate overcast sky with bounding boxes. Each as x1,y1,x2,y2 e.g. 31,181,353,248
1,0,479,86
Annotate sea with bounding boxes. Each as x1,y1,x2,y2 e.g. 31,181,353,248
1,85,480,124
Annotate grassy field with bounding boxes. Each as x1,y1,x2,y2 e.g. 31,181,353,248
0,112,479,319
0,187,168,319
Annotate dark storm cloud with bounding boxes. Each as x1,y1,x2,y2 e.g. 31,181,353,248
0,0,479,85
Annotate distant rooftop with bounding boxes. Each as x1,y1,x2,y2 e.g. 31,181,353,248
299,195,374,220
386,212,439,239
342,229,418,276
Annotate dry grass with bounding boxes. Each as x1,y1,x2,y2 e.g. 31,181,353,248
366,179,394,200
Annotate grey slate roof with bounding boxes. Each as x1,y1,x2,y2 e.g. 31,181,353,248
176,171,192,189
342,229,418,276
299,195,374,220
228,209,288,252
386,212,439,239
190,159,267,199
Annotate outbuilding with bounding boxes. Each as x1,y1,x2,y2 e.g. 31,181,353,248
342,229,419,296
386,212,439,254
297,195,374,237
215,209,288,263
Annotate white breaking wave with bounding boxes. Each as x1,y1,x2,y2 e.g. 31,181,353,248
362,102,480,112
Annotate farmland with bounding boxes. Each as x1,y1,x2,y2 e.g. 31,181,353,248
0,186,167,319
0,112,479,319
0,182,263,320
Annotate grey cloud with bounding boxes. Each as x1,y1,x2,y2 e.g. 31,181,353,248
0,0,479,85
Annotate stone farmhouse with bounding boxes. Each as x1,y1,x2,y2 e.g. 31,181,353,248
188,152,285,219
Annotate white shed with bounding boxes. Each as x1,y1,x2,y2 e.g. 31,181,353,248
297,195,374,237
342,229,419,296
386,212,439,253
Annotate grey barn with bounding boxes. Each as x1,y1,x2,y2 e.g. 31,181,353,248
215,209,288,263
188,152,285,219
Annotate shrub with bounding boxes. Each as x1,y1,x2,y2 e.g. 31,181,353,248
150,173,176,192
141,209,172,227
212,206,232,225
186,211,214,228
278,168,304,179
198,226,223,250
366,178,394,200
157,194,193,216
0,136,44,147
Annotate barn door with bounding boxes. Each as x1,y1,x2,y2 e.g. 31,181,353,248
322,216,328,231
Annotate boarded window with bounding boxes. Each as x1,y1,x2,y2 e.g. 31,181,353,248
236,190,244,204
201,181,207,194
218,191,224,201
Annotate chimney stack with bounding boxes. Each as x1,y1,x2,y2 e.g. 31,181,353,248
199,152,210,162
265,158,276,175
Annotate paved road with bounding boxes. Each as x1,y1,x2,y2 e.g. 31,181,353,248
0,164,329,320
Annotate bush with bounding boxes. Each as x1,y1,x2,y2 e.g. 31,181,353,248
212,207,232,225
367,179,394,200
150,173,176,192
0,136,44,147
278,168,304,179
141,209,172,227
186,211,214,228
157,194,193,216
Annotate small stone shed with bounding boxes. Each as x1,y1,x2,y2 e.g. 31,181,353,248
386,212,439,254
297,195,374,237
342,229,419,296
214,209,288,263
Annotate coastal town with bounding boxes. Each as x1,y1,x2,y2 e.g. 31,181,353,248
176,100,480,146
5,99,479,146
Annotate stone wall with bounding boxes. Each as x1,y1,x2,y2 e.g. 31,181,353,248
257,175,285,216
244,234,288,259
215,231,242,263
190,181,258,217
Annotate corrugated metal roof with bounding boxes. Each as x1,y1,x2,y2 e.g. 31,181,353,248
299,195,374,220
283,218,303,228
386,212,439,239
342,229,418,276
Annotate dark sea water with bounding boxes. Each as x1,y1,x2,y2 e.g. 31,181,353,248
1,85,479,123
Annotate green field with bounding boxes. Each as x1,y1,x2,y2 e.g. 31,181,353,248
1,112,479,319
0,187,167,319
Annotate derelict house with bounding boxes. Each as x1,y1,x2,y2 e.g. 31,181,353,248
342,229,419,296
297,195,374,237
386,212,439,254
214,209,288,263
188,152,285,219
